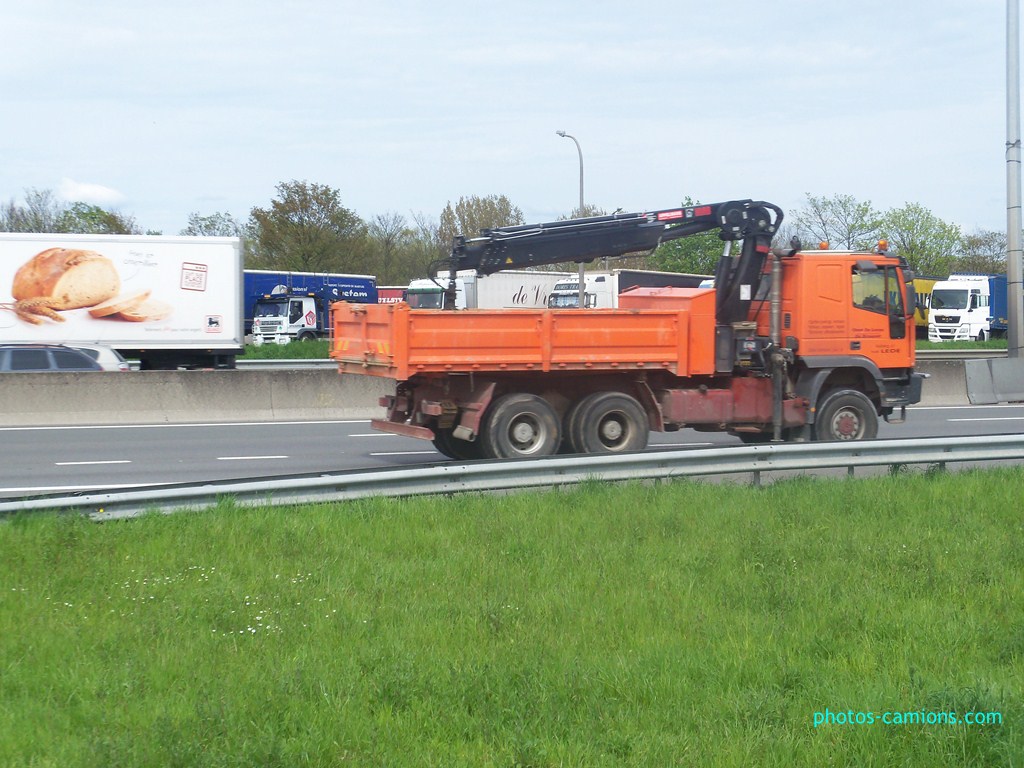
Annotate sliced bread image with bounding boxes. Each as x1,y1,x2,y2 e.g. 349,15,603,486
88,289,152,318
118,298,173,322
12,248,120,309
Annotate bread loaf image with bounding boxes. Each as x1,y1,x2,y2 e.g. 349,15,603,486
88,289,152,318
118,298,172,322
12,248,120,309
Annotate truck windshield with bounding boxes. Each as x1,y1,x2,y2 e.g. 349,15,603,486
548,294,580,308
930,289,969,310
407,292,443,309
254,302,287,317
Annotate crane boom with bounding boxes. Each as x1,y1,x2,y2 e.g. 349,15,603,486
443,199,783,324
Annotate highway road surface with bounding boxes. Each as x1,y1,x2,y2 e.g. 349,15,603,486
1,404,1023,500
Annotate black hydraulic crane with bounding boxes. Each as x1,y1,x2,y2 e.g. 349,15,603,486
441,199,783,325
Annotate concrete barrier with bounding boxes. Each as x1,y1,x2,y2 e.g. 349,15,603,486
1,361,970,427
2,370,393,426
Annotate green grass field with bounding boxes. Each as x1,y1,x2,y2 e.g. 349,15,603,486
2,469,1022,766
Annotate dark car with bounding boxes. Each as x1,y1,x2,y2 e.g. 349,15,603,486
0,344,104,372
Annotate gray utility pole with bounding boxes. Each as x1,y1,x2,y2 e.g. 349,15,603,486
965,0,1024,400
556,130,587,308
1008,0,1024,357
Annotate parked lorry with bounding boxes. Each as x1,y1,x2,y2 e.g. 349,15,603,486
406,270,573,310
377,286,407,304
332,200,923,459
0,232,243,369
988,274,1009,337
910,275,942,338
547,269,710,308
247,270,377,344
927,274,995,342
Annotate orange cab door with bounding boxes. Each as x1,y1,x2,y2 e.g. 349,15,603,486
850,264,914,368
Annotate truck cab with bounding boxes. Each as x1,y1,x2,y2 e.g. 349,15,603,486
252,293,324,344
928,275,992,342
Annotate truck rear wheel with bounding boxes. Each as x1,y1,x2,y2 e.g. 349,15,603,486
814,389,878,441
567,392,649,454
481,394,561,459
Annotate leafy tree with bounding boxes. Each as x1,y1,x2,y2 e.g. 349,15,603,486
646,198,722,275
956,229,1007,274
794,193,881,250
438,194,524,247
56,203,140,234
181,211,245,237
880,203,963,276
247,180,368,272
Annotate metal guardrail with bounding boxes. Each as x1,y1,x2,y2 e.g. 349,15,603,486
3,435,1023,521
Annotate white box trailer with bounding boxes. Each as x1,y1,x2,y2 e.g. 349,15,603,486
0,233,243,369
406,270,574,309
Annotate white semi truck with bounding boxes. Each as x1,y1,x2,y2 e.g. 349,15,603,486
546,269,711,308
927,275,993,342
0,233,244,369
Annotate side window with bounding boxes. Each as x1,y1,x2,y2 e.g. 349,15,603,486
852,270,887,314
10,349,51,370
289,301,303,324
53,349,91,369
886,267,904,316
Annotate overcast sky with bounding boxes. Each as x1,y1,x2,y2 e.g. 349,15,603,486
1,0,1016,237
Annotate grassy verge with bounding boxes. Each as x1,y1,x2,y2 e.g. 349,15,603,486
1,469,1022,766
239,339,331,359
916,339,1007,351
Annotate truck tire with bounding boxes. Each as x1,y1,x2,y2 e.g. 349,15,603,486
432,427,484,461
814,389,878,441
297,331,316,342
567,392,649,454
480,394,561,459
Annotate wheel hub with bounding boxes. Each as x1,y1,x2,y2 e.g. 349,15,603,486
833,410,859,439
511,419,538,447
600,418,624,442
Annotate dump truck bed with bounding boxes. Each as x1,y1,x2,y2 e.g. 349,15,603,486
330,288,716,381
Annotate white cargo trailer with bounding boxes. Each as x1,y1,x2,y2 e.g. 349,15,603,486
0,233,243,369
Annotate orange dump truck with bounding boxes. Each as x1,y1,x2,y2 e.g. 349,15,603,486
331,200,924,459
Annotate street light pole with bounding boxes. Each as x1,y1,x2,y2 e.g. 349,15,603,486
556,130,586,307
1007,0,1023,357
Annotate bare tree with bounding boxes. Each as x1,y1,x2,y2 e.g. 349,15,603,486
367,211,410,285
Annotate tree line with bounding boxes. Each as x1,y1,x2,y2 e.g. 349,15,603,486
0,183,1010,283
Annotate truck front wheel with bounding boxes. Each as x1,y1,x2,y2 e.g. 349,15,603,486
814,389,878,441
567,392,649,454
481,394,561,459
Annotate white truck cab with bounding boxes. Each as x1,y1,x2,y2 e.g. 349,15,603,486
927,275,992,342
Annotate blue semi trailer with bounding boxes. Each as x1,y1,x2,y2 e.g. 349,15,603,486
244,269,377,343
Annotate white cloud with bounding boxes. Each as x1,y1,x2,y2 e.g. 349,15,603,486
57,178,125,207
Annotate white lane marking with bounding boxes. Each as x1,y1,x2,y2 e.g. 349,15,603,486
349,433,398,438
0,420,372,432
369,451,440,456
1,483,174,493
947,417,1024,422
650,442,715,447
216,455,289,461
55,460,132,466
